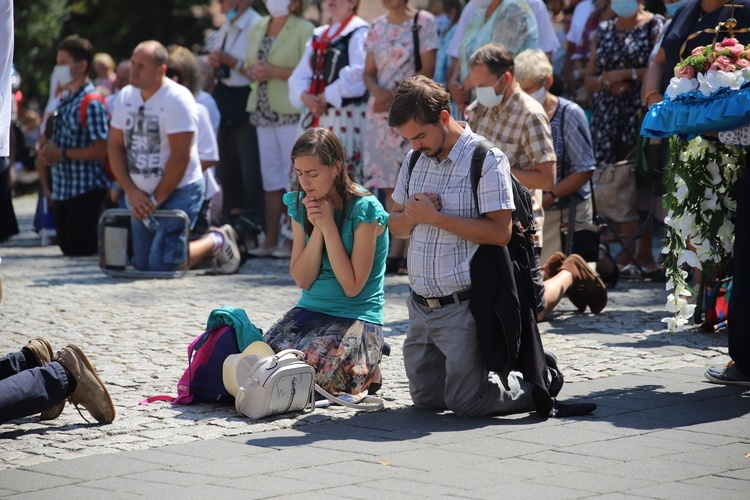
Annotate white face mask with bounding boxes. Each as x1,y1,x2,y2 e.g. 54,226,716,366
265,0,291,17
475,75,506,108
471,0,493,8
529,86,547,105
54,64,74,87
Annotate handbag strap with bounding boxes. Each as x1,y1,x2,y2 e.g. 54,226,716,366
412,10,422,73
314,384,385,411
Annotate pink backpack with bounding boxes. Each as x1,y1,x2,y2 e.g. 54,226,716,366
141,325,240,405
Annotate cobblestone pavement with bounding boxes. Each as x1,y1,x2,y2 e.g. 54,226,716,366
0,195,731,470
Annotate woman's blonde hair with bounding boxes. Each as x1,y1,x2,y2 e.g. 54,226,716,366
93,53,116,72
514,49,554,87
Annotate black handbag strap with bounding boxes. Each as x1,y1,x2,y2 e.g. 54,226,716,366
412,10,422,73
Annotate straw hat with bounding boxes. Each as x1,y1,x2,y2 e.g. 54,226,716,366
222,341,275,397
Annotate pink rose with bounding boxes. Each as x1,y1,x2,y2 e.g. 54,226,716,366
721,38,737,47
716,55,734,67
679,65,696,79
728,45,744,59
715,43,725,52
737,58,750,69
710,61,734,72
691,46,706,57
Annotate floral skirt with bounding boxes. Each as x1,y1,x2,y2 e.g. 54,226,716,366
264,307,383,395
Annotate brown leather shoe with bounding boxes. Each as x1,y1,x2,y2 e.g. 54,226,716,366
561,254,608,314
541,251,567,280
55,345,115,424
25,338,66,420
25,338,54,366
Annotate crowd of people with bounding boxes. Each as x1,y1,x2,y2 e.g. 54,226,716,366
3,0,750,425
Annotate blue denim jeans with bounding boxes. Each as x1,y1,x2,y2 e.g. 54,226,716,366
0,351,69,424
129,179,205,272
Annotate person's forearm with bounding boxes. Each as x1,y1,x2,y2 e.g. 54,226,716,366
551,171,592,199
512,165,555,191
290,228,324,289
66,140,108,161
363,72,380,93
153,154,189,205
643,58,665,106
388,210,418,239
270,66,294,81
107,142,137,193
320,226,368,297
431,213,511,247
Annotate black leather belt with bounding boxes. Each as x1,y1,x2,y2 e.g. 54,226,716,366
411,289,471,308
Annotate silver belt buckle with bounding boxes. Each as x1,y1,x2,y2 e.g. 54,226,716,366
425,298,442,308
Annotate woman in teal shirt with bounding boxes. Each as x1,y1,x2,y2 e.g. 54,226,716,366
264,128,389,396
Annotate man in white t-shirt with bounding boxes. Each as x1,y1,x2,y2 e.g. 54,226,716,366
108,40,205,272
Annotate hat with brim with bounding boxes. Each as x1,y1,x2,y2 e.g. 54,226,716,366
223,341,275,397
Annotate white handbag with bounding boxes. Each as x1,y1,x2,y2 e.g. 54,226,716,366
234,349,315,420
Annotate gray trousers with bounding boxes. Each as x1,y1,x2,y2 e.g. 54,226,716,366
403,297,534,417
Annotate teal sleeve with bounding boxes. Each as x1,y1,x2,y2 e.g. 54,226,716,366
283,191,305,225
352,195,389,231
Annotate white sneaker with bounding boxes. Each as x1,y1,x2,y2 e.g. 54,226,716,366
211,225,241,274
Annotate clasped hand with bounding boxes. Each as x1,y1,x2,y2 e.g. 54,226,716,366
303,195,335,231
404,192,441,224
127,189,156,221
301,93,327,117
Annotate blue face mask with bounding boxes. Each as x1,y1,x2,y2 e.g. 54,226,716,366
665,0,686,17
610,0,639,18
435,14,451,35
226,8,238,22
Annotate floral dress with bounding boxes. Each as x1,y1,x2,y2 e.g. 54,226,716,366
458,0,539,83
362,12,439,190
591,16,664,166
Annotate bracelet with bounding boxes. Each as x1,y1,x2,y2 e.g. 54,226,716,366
149,194,158,208
60,148,68,161
631,68,638,81
597,74,603,90
235,59,243,71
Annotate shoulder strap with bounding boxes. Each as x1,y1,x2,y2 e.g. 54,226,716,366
79,93,108,126
314,384,385,411
470,139,493,216
406,150,422,197
412,10,422,73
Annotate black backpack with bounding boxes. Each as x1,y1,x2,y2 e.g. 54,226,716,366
406,139,537,246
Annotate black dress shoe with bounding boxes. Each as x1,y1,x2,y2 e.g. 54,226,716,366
551,400,597,418
545,351,564,398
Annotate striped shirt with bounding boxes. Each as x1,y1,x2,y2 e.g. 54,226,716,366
549,98,596,208
51,81,111,201
392,123,515,298
468,85,556,247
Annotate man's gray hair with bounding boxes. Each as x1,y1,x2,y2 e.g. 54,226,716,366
514,49,553,87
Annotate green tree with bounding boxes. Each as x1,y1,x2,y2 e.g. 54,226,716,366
14,0,214,106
